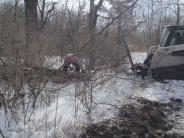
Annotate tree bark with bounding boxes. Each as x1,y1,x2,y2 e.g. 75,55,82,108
88,0,104,68
176,0,180,25
24,0,38,47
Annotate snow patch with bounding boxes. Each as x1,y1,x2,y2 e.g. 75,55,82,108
1,52,184,137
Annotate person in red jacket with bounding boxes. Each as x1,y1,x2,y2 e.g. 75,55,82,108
63,53,80,72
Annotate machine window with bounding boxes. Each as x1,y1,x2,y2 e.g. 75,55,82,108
169,30,184,46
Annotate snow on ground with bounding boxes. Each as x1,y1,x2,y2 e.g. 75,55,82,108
1,52,184,137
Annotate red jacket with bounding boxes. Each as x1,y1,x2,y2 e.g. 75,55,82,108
66,55,77,63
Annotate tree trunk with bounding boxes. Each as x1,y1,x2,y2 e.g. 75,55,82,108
24,0,38,67
40,0,46,29
176,0,180,25
24,0,38,47
88,0,95,68
116,0,122,64
88,0,104,68
89,0,95,34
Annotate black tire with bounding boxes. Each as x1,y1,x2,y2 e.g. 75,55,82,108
63,65,68,72
75,64,80,72
152,70,165,81
167,71,175,80
63,63,80,72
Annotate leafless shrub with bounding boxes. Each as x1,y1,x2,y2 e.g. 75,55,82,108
0,0,144,137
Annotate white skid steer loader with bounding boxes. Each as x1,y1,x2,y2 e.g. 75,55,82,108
135,25,184,80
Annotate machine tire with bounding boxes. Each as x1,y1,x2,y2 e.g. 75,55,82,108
63,63,80,72
63,65,68,72
152,70,165,81
152,69,177,81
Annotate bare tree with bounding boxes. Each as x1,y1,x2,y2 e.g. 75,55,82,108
38,0,57,31
176,0,181,25
88,0,104,67
24,0,38,47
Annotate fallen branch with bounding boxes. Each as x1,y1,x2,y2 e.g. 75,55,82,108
0,129,5,138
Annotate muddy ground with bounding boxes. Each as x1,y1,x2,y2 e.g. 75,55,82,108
80,98,184,138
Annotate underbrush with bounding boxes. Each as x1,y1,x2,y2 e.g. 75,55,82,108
80,98,184,138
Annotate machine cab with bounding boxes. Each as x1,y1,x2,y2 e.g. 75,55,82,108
148,26,184,75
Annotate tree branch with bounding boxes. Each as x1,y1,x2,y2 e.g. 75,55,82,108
40,2,57,30
99,0,138,35
95,0,104,14
0,129,5,138
80,0,138,50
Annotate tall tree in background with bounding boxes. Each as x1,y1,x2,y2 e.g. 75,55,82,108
88,0,104,67
176,0,180,25
38,0,57,31
24,0,38,47
89,0,104,34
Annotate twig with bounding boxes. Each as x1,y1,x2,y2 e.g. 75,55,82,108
0,129,5,138
98,102,121,110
